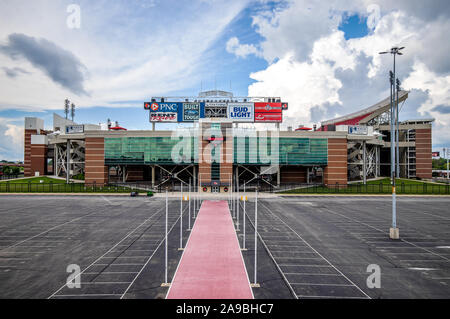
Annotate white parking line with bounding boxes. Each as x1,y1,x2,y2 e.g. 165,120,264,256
259,202,371,299
100,256,150,259
320,207,450,262
83,272,138,275
48,206,164,299
90,263,144,266
275,257,322,260
52,294,121,297
296,295,366,299
291,283,354,287
121,204,189,299
79,282,131,285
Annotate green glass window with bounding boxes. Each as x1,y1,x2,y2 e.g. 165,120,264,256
233,137,327,165
105,136,198,165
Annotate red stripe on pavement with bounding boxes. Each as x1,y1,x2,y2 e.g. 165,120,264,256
166,200,253,299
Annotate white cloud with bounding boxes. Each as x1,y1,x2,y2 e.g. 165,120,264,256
0,0,249,111
0,117,23,161
226,37,261,58
402,61,450,145
245,0,450,145
5,123,24,149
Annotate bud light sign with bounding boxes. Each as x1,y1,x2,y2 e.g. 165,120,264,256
228,103,254,122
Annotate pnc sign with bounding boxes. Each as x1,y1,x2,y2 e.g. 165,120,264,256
149,102,180,122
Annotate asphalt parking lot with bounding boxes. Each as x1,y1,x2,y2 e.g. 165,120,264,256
242,196,450,299
0,195,449,299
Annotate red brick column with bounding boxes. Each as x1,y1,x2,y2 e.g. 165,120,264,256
220,133,233,185
198,139,211,185
24,129,39,177
416,128,432,179
85,137,108,185
324,138,348,186
30,144,47,176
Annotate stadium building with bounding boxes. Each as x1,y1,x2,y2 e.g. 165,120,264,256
24,90,433,191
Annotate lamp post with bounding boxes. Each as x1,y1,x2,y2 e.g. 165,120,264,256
396,79,401,178
380,46,404,240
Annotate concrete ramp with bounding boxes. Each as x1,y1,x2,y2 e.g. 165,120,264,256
166,200,253,299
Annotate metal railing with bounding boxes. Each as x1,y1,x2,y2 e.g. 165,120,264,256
0,174,23,180
1,181,448,195
0,182,143,193
263,182,450,195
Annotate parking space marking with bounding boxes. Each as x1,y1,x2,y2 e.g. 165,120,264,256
291,283,354,287
242,201,370,300
121,205,188,299
48,205,166,299
319,207,450,262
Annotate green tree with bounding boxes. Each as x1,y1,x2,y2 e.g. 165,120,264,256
2,166,11,175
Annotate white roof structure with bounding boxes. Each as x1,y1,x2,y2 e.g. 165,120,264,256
321,90,409,126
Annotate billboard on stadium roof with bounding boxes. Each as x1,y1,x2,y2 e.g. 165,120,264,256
254,102,283,113
180,102,205,122
149,102,180,122
254,102,282,123
228,102,254,122
254,113,282,123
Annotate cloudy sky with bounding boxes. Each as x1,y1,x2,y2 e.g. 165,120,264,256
0,0,449,161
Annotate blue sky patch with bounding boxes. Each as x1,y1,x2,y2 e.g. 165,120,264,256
338,14,370,40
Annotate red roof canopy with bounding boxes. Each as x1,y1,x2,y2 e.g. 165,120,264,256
295,127,312,131
110,126,127,131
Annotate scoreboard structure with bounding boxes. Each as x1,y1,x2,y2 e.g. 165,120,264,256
144,91,288,124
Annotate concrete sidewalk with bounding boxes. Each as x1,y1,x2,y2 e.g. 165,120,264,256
166,200,253,299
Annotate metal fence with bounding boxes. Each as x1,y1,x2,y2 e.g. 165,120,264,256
263,182,450,195
0,181,448,195
0,182,143,193
0,174,23,180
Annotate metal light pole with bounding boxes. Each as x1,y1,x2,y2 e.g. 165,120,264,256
380,46,404,240
163,188,169,285
64,99,70,120
236,178,240,231
188,178,191,231
242,182,246,250
253,189,259,287
396,79,401,178
70,103,75,122
179,182,183,250
446,148,449,179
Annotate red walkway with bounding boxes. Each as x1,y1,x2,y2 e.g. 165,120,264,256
166,200,253,299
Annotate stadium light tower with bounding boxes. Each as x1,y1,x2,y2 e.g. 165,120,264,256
64,99,70,120
70,103,75,122
380,46,404,177
379,46,404,240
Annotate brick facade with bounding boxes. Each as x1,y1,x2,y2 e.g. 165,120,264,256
324,138,348,186
24,129,34,177
415,128,432,179
85,137,108,185
30,144,47,176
